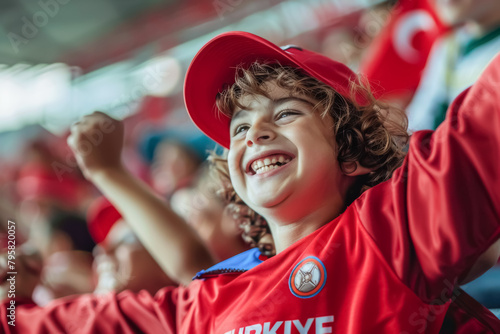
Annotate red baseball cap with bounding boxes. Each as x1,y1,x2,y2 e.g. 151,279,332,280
184,31,364,149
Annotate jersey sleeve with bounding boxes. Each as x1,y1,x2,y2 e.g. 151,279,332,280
0,287,179,334
355,53,500,302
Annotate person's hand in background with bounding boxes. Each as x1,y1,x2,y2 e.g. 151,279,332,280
67,111,124,182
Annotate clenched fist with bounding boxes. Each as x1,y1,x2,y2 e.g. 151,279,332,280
67,111,124,181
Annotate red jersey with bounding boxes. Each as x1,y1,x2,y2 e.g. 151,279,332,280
3,50,500,334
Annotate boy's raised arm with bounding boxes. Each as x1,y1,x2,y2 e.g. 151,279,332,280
67,112,215,285
355,54,500,301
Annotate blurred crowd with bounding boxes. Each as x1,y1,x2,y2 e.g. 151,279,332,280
0,120,251,305
1,0,499,311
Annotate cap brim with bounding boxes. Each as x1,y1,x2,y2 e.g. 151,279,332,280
184,32,307,149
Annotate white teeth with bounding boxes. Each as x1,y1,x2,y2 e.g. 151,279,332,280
251,154,292,174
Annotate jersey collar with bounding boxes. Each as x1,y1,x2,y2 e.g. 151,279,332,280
193,248,267,280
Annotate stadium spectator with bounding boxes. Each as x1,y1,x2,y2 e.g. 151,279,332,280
407,0,500,130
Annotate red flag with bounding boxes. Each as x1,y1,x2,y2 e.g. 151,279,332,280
359,0,448,101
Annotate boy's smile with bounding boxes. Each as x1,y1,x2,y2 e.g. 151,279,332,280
227,81,351,229
246,153,293,175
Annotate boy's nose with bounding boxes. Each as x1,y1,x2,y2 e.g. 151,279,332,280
247,135,270,147
246,133,273,147
246,123,275,147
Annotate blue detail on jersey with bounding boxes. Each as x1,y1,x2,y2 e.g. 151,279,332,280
193,248,263,280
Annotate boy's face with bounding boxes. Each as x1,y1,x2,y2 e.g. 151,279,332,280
227,81,350,223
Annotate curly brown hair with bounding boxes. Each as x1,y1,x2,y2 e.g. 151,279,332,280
210,62,409,257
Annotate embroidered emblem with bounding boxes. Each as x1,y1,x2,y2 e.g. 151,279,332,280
288,256,326,298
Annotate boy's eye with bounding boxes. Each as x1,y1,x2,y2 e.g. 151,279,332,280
233,124,249,136
276,109,299,120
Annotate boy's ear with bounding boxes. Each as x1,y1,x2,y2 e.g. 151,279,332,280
341,162,372,176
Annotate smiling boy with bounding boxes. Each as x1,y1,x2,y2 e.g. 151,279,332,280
2,31,500,333
228,82,349,250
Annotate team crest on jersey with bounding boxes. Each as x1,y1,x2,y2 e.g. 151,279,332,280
288,256,326,298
